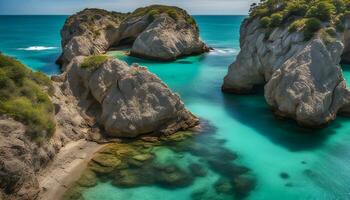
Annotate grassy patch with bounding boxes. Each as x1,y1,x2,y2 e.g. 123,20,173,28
0,53,55,142
81,55,109,70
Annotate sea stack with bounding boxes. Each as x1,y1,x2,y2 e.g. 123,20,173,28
55,5,205,137
57,5,209,66
223,0,350,127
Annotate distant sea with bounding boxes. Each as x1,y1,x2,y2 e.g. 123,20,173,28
2,15,350,200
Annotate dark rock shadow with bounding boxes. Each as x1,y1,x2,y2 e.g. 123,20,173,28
221,87,340,152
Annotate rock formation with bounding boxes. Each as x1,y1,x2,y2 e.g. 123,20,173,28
0,5,203,200
57,5,209,66
0,81,89,200
58,56,198,137
223,1,350,127
55,5,201,138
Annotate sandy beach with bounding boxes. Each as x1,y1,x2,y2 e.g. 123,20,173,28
37,140,105,200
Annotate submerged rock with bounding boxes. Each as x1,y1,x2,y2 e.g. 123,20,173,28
214,178,233,194
91,154,121,168
222,4,350,127
232,175,256,199
156,166,194,188
77,170,97,187
189,163,207,177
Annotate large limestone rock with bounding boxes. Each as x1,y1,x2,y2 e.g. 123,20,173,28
57,6,208,65
130,14,208,60
60,56,198,137
223,18,350,127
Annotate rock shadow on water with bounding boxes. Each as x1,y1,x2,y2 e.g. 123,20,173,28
222,87,339,151
63,121,257,200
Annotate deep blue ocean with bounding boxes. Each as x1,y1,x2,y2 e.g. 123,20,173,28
2,15,350,199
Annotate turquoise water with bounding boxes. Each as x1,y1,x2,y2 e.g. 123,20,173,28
0,15,65,75
2,15,350,199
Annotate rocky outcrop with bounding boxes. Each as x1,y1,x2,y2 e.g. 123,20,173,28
54,5,201,138
57,6,208,65
1,5,203,199
58,56,198,137
223,17,350,127
0,82,90,200
130,14,208,60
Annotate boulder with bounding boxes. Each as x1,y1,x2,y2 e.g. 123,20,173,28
61,56,199,137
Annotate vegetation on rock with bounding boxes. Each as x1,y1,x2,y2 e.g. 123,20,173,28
128,5,196,25
249,0,350,40
0,53,55,141
81,55,109,70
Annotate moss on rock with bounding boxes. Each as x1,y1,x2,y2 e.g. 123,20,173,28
81,55,109,70
77,170,97,187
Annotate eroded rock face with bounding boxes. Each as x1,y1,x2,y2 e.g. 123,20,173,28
60,56,198,137
0,81,92,200
130,14,208,60
223,18,350,127
57,6,208,65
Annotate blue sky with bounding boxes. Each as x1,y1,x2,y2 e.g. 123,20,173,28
0,0,259,15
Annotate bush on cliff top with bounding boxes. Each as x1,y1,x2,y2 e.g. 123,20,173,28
0,53,55,142
251,0,350,40
129,5,197,26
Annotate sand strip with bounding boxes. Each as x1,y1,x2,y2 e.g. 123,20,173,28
37,139,105,200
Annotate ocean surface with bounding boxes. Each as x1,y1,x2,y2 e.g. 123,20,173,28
2,15,350,200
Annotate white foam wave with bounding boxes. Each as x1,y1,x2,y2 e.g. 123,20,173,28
17,46,58,51
210,48,238,56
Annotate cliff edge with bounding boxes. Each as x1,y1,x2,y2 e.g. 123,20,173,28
223,0,350,127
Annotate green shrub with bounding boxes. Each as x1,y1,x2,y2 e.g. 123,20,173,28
270,13,283,27
0,53,55,141
148,9,159,21
285,2,308,17
31,71,54,95
325,26,337,36
288,19,306,32
334,0,347,13
304,18,322,40
81,55,109,70
186,17,196,25
167,10,178,20
335,14,346,31
320,28,337,43
260,16,271,28
306,1,336,21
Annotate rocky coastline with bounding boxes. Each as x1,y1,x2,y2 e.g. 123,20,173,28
223,0,350,128
0,5,209,200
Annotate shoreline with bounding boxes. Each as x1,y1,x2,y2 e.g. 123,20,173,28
37,139,105,200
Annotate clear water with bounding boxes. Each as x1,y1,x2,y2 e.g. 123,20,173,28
2,15,350,199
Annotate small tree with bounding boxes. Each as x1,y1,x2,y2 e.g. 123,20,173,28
260,16,271,28
270,13,283,27
306,1,336,21
304,18,322,40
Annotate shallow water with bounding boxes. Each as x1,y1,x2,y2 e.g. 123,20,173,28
2,15,350,199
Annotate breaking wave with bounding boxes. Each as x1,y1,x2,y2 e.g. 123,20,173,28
17,46,58,51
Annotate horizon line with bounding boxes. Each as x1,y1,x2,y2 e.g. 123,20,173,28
0,14,248,16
